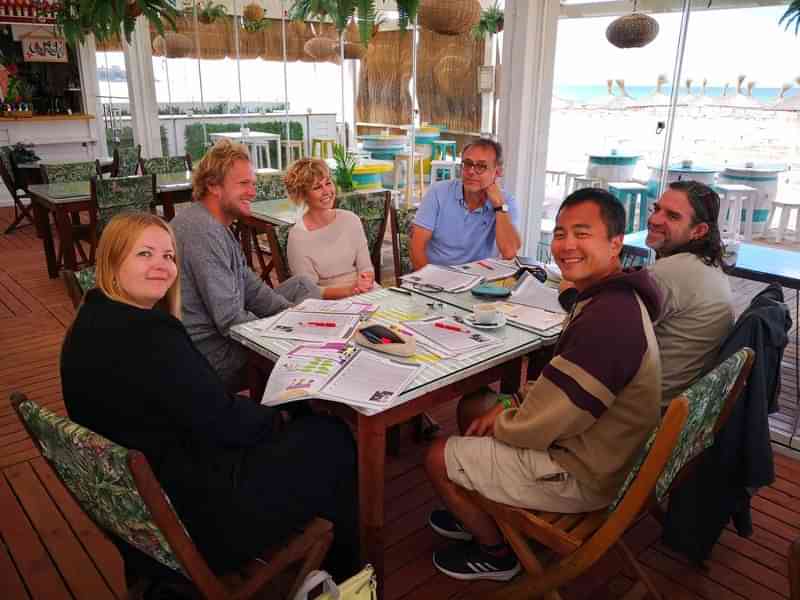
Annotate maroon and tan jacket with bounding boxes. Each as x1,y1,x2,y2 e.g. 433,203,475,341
494,269,663,499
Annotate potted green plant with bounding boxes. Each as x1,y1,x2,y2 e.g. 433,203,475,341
332,143,356,193
55,0,179,47
242,2,270,32
288,0,412,45
780,1,800,34
471,1,503,39
188,0,227,24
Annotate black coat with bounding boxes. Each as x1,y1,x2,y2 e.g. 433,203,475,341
662,283,791,564
61,289,356,574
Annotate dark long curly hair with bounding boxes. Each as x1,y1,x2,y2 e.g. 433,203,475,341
666,180,726,268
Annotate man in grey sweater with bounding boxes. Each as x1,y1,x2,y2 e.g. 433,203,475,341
171,139,319,391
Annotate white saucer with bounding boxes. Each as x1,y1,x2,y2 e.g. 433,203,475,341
465,314,507,329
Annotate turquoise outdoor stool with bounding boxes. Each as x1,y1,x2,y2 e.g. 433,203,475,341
609,182,648,233
431,140,457,161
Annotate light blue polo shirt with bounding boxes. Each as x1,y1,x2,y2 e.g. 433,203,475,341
413,179,520,266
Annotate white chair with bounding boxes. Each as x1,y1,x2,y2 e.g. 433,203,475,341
767,196,800,243
431,160,457,184
393,152,425,205
715,184,758,241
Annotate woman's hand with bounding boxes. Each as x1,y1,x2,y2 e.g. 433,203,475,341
465,403,505,437
353,271,374,294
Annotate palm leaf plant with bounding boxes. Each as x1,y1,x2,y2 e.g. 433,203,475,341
189,0,227,24
55,0,179,47
780,1,800,35
471,1,503,40
394,0,420,31
289,0,386,45
332,143,356,193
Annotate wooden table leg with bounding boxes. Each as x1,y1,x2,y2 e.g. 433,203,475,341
54,207,77,273
500,355,528,395
33,201,58,278
357,412,387,591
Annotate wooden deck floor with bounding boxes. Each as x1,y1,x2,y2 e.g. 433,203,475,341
0,207,798,599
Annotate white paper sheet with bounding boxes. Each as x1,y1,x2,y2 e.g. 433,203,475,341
401,264,482,293
321,351,420,408
509,272,565,314
292,298,377,315
496,302,566,331
451,259,519,282
402,317,503,356
258,311,361,342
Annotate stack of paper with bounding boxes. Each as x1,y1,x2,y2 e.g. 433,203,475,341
401,264,482,293
496,302,565,332
451,259,520,282
509,272,565,314
402,316,504,358
261,342,420,412
248,311,361,343
292,298,377,315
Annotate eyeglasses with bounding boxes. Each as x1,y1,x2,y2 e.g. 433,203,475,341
410,281,445,293
461,159,492,175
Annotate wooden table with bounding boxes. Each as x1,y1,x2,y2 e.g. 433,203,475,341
28,172,193,278
229,287,546,590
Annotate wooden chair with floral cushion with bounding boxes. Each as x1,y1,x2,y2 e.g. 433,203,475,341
62,267,96,309
140,154,192,175
390,204,418,285
10,392,334,600
791,537,800,600
40,160,104,267
111,144,142,177
0,146,33,233
87,174,157,263
336,190,391,283
459,348,754,600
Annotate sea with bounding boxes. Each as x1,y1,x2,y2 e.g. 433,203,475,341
555,84,789,103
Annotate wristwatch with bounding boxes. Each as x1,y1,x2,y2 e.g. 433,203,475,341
493,203,509,213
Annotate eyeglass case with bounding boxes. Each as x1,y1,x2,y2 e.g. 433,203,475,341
354,322,416,357
471,284,511,299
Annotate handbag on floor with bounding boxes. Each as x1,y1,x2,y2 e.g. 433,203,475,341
292,565,376,600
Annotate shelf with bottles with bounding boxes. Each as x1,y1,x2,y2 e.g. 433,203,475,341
0,0,58,23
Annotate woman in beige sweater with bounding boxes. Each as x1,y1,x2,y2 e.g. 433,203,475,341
285,159,375,299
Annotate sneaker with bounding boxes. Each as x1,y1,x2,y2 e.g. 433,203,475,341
433,541,521,581
429,509,473,541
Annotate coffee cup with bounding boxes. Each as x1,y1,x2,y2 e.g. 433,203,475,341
473,302,500,325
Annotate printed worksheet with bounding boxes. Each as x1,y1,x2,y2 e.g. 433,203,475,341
257,311,360,342
292,298,377,315
509,272,565,314
403,317,503,356
321,351,420,409
496,302,566,331
401,264,482,292
451,259,519,282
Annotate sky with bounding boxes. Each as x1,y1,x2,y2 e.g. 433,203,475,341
554,6,800,88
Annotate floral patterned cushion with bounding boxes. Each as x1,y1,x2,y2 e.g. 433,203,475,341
115,146,141,177
336,191,388,266
608,349,750,512
76,266,96,293
393,205,418,277
256,172,287,201
43,161,98,183
94,175,156,232
141,156,189,175
17,400,186,575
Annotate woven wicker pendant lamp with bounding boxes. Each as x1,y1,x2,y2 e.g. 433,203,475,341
304,36,340,62
606,0,659,49
419,0,481,36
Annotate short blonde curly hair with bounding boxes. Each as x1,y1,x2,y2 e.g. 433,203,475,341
192,138,251,201
283,158,331,205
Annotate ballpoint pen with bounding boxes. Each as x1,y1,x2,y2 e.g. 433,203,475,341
302,321,337,327
435,322,465,332
477,260,494,270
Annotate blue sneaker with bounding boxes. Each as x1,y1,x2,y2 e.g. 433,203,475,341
429,509,473,541
433,541,521,581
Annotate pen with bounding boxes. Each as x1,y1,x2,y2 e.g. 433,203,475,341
388,287,413,296
303,321,337,327
435,322,466,332
478,260,494,271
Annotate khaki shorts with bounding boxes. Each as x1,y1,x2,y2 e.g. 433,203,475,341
445,436,613,513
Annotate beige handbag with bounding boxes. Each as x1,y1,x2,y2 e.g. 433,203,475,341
292,565,376,600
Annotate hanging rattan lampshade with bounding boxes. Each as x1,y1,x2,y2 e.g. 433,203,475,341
304,36,339,61
242,2,264,23
419,0,481,36
606,10,659,49
152,32,194,58
434,55,471,95
342,42,366,60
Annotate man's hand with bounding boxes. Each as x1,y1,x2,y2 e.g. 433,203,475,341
465,403,505,437
485,182,504,209
353,271,374,294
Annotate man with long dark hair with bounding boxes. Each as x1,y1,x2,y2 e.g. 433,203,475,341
644,180,734,405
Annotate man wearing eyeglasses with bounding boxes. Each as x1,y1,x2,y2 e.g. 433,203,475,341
410,139,521,270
